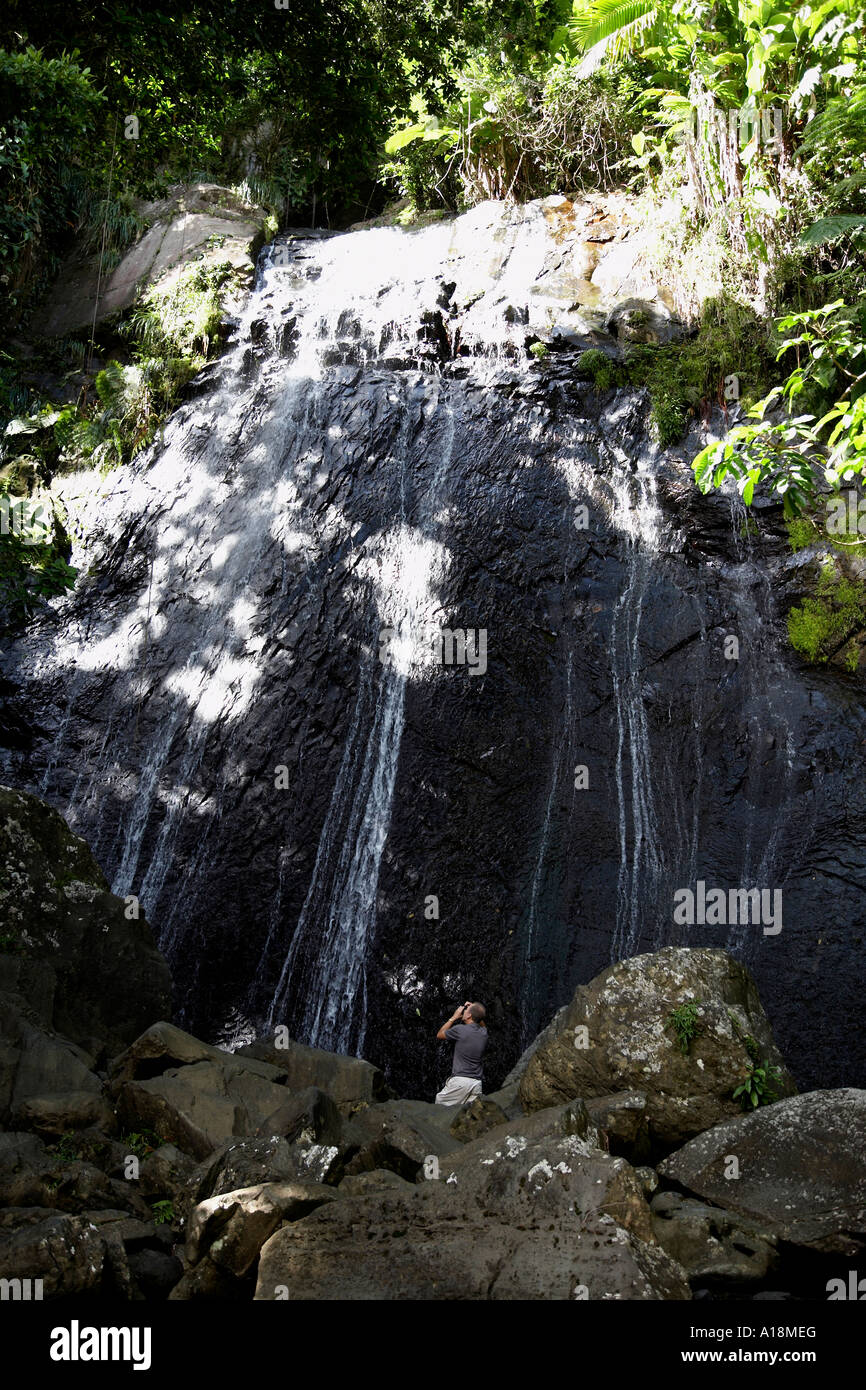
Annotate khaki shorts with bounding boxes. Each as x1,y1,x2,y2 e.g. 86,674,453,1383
435,1075,482,1106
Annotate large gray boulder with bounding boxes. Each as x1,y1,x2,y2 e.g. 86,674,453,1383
110,1021,319,1161
515,948,795,1145
182,1134,343,1219
0,786,171,1067
1,995,102,1125
237,1036,387,1112
31,183,269,337
185,1181,338,1278
657,1089,866,1255
254,1127,690,1301
341,1099,457,1180
650,1190,779,1287
0,1210,106,1298
250,1102,693,1301
115,1057,294,1162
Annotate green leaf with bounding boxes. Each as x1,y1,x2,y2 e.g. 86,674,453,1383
799,216,866,248
384,123,426,155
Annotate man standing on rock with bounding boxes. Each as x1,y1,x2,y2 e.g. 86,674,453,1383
435,1000,487,1105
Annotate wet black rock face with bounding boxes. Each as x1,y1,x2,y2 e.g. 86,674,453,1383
1,218,864,1101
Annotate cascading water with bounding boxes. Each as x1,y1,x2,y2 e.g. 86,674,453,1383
2,199,864,1096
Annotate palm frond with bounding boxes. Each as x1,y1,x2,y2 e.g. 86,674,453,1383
570,0,662,77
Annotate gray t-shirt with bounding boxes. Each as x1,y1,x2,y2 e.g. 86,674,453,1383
444,1022,488,1080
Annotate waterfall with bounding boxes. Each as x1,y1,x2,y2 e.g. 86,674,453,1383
1,199,855,1095
266,392,455,1052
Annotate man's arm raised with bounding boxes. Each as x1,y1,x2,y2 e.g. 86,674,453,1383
437,1001,470,1041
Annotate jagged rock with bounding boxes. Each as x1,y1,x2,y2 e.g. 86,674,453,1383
650,1190,779,1286
115,1057,294,1161
657,1089,866,1255
0,787,171,1060
586,1091,651,1160
83,1209,174,1299
256,1085,342,1146
451,1100,594,1164
186,1181,339,1277
448,1096,507,1143
237,1036,387,1111
15,1090,115,1137
341,1100,457,1180
108,1021,286,1088
108,1021,222,1083
0,1209,106,1297
516,948,795,1144
182,1133,343,1222
1,995,102,1123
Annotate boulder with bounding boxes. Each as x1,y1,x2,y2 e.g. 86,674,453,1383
253,1102,692,1300
449,1099,594,1165
0,786,171,1060
255,1085,342,1146
606,296,684,345
126,1247,184,1300
237,1036,387,1111
516,948,795,1145
255,1179,689,1301
15,1090,115,1137
448,1096,507,1143
83,1209,175,1299
138,1144,197,1202
657,1089,866,1255
341,1100,457,1180
1,995,102,1123
115,1057,295,1161
31,183,268,337
168,1253,257,1301
108,1021,221,1083
440,1129,654,1244
181,1132,344,1220
0,1210,106,1298
186,1181,339,1277
650,1191,779,1287
483,1081,522,1119
108,1021,286,1087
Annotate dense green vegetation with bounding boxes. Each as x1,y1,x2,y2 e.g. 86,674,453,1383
1,1,865,662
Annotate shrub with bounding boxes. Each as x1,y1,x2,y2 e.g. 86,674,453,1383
787,561,866,671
